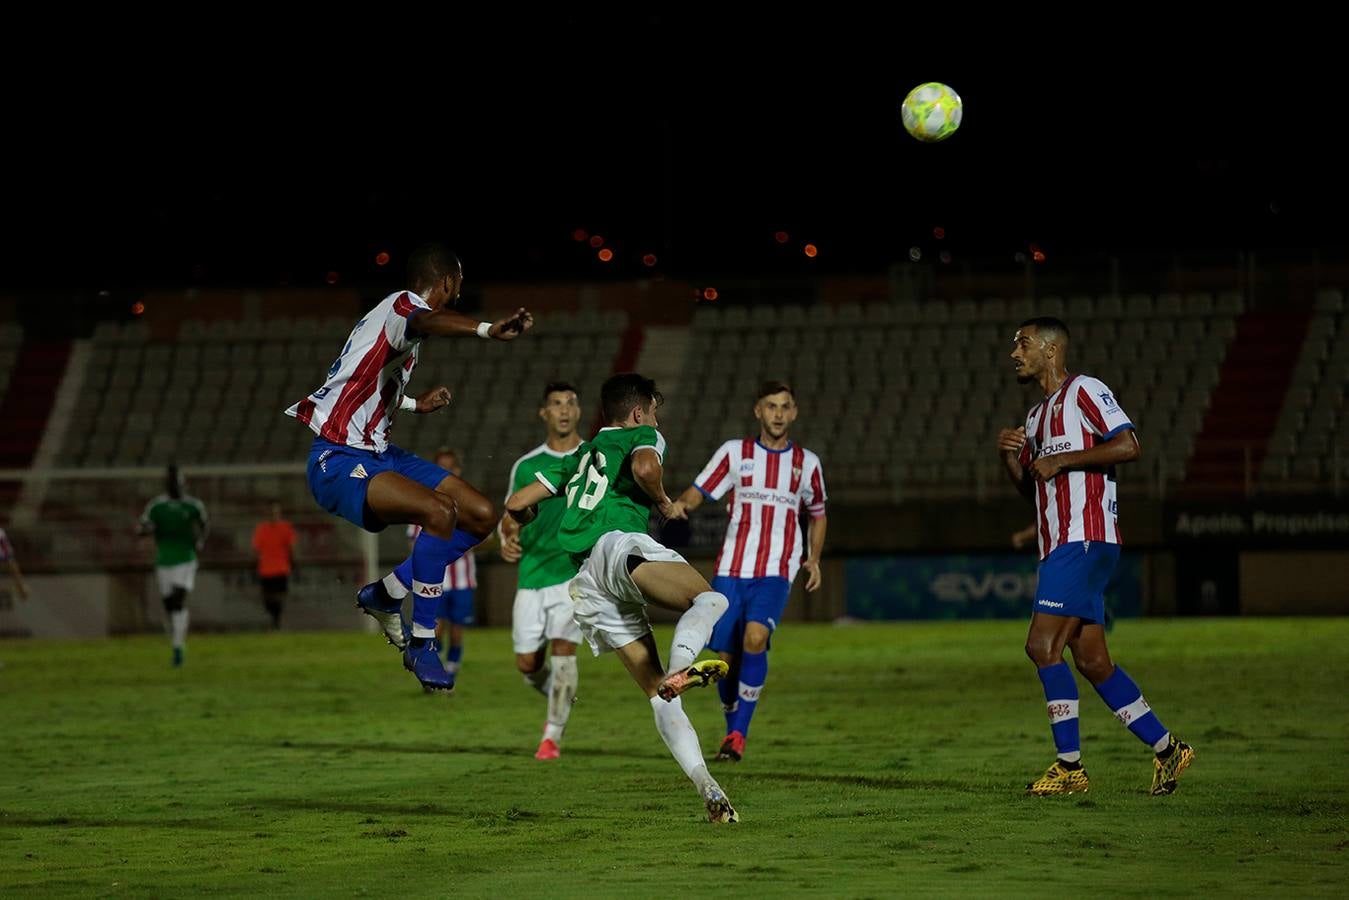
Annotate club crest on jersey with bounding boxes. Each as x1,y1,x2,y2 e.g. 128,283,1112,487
349,464,369,479
1053,402,1063,416
792,467,802,480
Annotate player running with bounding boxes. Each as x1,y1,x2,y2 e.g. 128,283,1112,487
499,382,585,760
669,380,827,762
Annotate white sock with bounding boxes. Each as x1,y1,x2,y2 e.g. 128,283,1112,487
668,592,728,672
1153,733,1172,754
170,609,190,649
650,694,708,779
523,662,551,697
546,656,578,742
382,572,409,599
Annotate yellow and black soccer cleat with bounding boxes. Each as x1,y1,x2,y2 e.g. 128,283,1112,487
1026,760,1091,796
1150,737,1195,796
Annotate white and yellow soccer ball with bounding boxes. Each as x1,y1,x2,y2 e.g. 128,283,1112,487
900,82,963,143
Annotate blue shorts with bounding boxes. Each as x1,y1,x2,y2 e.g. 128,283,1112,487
439,589,475,626
306,438,451,533
708,575,791,654
1034,541,1121,624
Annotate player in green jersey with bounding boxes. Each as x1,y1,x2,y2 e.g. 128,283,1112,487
138,465,208,667
506,373,739,823
499,382,585,760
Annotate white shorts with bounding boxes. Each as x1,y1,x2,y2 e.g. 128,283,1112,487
512,582,583,654
155,560,198,597
568,530,688,656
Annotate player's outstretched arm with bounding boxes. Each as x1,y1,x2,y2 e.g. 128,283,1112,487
802,514,828,592
409,307,534,341
1029,429,1141,482
506,481,555,527
668,485,705,520
631,448,677,520
996,427,1035,501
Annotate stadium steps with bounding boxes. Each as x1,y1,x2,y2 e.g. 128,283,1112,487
1186,306,1312,491
0,339,72,468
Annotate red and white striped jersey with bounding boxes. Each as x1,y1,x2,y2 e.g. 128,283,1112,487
406,524,477,590
284,290,432,453
1018,374,1135,560
695,439,827,582
0,527,12,562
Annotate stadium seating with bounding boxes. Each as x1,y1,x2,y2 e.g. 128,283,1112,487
1262,288,1349,489
667,293,1241,502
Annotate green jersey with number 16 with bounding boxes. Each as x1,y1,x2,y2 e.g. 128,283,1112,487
533,425,667,558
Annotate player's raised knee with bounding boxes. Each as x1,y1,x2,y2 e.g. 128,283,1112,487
421,493,459,535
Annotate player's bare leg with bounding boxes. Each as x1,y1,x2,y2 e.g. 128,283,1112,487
615,632,738,823
626,560,730,699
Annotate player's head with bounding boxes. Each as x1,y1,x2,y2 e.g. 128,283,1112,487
754,380,798,440
270,501,283,520
539,380,581,438
166,464,183,499
1011,317,1070,384
601,372,662,428
434,447,461,476
407,243,463,309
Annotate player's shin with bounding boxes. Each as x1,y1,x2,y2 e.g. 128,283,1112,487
1038,662,1082,762
650,694,710,781
544,655,577,742
669,592,729,672
1094,666,1170,752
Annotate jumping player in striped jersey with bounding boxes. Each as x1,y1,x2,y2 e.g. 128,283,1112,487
284,244,532,692
407,448,477,688
669,380,827,763
999,316,1193,796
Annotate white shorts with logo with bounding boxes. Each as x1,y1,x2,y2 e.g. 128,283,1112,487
511,582,583,653
568,530,688,656
155,560,198,597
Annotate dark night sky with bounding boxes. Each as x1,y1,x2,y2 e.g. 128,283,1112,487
3,24,1343,291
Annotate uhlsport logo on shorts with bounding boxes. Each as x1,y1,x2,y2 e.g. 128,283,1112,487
1037,599,1065,609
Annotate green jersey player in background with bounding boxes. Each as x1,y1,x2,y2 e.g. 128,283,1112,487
499,381,585,760
138,465,208,667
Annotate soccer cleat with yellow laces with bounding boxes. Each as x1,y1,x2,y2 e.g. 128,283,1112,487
1026,760,1091,795
656,659,729,702
1150,737,1195,796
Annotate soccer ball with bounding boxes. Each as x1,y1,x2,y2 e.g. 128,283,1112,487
900,82,963,143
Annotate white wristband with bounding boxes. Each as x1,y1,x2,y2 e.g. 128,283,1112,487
399,394,417,412
476,321,493,339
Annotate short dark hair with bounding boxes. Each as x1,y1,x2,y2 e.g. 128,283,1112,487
756,380,795,402
541,381,580,405
1019,316,1070,343
601,373,662,423
407,243,462,294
